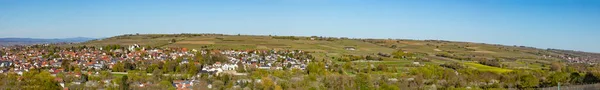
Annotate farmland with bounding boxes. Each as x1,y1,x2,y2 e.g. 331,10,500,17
68,34,577,73
52,33,600,89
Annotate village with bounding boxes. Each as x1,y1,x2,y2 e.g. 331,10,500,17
0,44,313,90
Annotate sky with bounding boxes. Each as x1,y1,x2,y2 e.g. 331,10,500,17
0,0,599,52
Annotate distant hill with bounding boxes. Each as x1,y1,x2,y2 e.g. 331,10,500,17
0,37,95,46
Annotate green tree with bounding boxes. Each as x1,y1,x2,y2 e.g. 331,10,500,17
152,69,163,81
170,39,177,43
112,62,125,72
392,50,412,59
120,76,129,90
518,74,539,88
187,63,199,75
306,62,326,75
62,60,72,72
550,62,563,72
570,72,583,84
583,72,600,84
355,73,372,90
159,80,175,90
379,82,400,90
21,71,61,90
546,72,570,86
261,77,275,90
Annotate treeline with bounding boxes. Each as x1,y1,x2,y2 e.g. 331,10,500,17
271,36,300,40
110,52,229,74
0,70,62,90
335,54,383,62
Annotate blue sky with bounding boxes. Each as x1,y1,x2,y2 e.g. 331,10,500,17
0,0,599,52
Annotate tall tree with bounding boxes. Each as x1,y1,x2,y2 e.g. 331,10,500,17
120,76,129,90
518,74,539,88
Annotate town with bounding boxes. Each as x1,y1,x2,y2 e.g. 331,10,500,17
0,44,314,90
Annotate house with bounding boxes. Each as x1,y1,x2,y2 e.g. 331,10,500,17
129,44,140,51
93,64,104,70
344,47,356,51
0,61,12,67
258,64,271,70
213,62,222,67
173,80,195,90
221,64,237,71
413,62,420,65
179,59,189,65
201,67,223,76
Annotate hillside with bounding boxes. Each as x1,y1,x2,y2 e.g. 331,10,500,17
66,34,598,71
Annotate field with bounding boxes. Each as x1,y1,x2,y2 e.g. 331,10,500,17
463,62,513,73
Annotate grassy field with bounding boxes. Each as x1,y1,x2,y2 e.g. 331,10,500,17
463,62,513,73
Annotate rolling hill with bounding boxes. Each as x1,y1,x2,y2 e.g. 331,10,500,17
64,34,600,72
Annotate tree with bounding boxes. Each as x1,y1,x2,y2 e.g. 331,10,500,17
261,77,275,90
21,71,61,90
62,60,72,72
159,80,175,90
112,62,125,72
379,82,400,90
390,45,397,48
127,70,143,82
120,76,129,90
170,39,177,43
124,62,134,70
376,64,387,71
195,52,204,64
152,69,163,81
550,62,563,72
545,72,570,86
479,59,503,68
74,66,82,74
306,62,326,75
392,50,412,59
187,63,199,75
212,80,225,89
355,73,372,90
570,72,583,84
518,74,539,88
163,60,177,73
583,72,600,84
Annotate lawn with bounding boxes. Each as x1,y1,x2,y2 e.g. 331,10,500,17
463,62,513,73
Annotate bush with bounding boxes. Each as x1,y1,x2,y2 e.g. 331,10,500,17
479,59,503,68
440,62,465,70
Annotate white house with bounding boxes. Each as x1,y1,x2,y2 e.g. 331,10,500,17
221,64,238,71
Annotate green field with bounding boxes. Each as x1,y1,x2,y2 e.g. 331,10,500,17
463,62,513,73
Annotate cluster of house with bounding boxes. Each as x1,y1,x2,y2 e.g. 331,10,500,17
0,45,199,89
200,50,312,75
543,54,598,64
0,44,314,89
0,44,195,75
